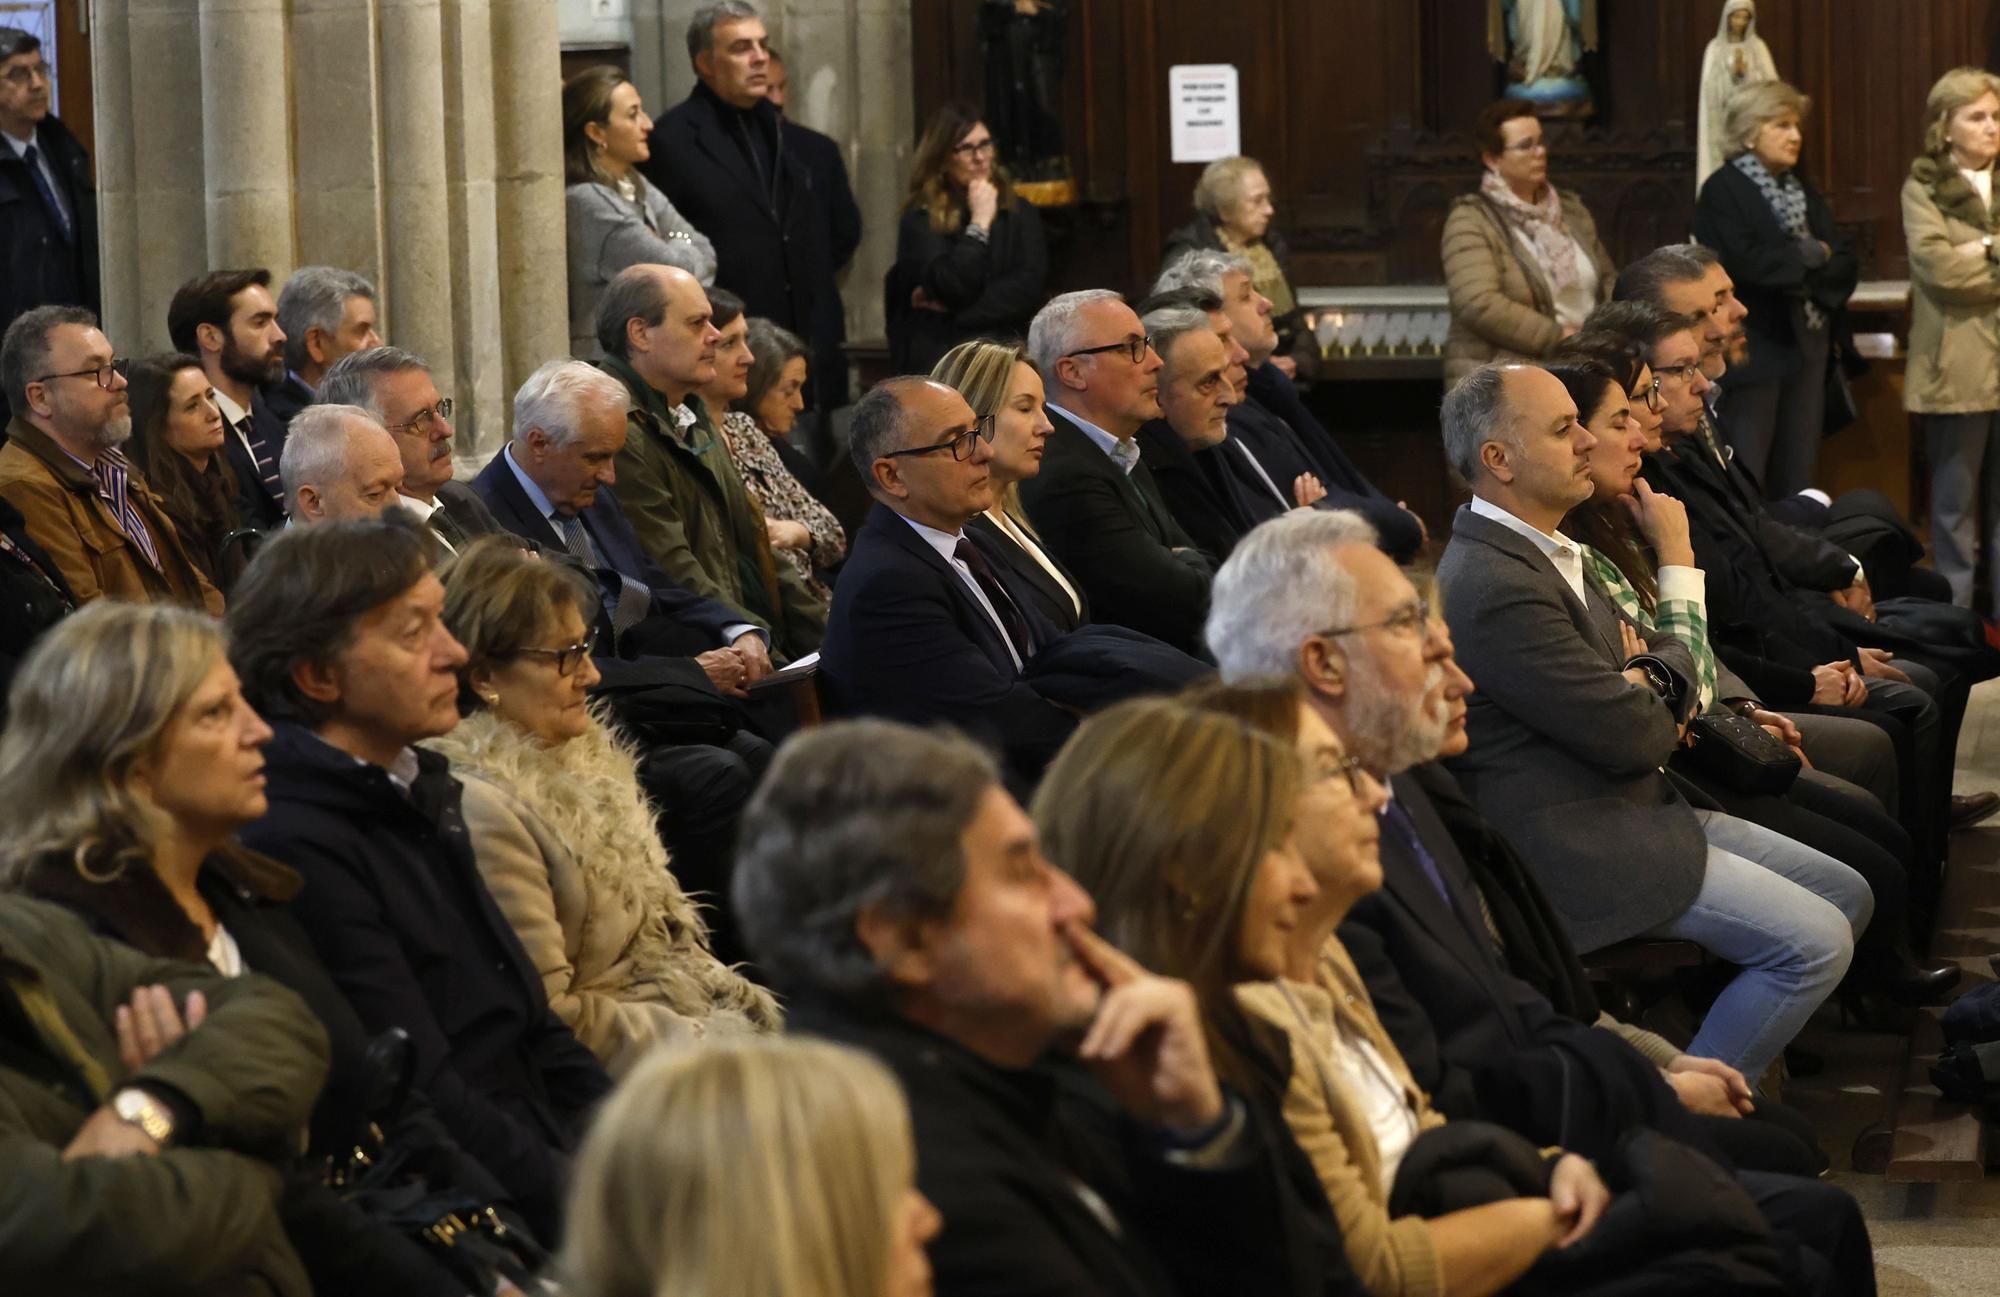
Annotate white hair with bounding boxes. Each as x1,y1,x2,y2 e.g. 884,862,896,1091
1206,509,1381,677
1153,249,1252,300
1026,289,1125,380
1138,304,1213,362
279,403,379,515
512,359,632,450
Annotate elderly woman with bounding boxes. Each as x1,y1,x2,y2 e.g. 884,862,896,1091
1904,67,2000,613
426,538,780,1078
1163,155,1307,376
1694,80,1858,498
1440,100,1615,385
563,64,717,359
887,101,1049,374
126,352,241,588
931,337,1085,634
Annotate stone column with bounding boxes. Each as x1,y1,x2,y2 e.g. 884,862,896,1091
490,0,570,437
197,0,296,274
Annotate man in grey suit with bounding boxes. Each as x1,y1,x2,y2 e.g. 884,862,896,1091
1435,363,1870,1082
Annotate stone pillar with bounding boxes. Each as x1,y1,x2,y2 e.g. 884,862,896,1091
490,0,570,435
197,0,296,274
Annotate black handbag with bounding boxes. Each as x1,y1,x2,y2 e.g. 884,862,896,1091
1684,712,1801,796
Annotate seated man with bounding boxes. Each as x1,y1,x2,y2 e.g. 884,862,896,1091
1436,363,1869,1082
1017,289,1216,655
167,268,292,531
0,305,222,611
278,403,406,526
318,345,503,553
822,377,1078,784
229,515,613,1240
268,266,382,426
1131,305,1261,561
0,892,329,1295
596,263,826,661
734,718,1344,1297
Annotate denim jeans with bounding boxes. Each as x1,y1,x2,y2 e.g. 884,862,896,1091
1646,810,1871,1078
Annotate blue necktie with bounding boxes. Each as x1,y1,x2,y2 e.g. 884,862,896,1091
1381,798,1453,906
21,143,72,244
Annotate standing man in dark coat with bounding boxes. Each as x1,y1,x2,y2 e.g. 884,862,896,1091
639,3,843,413
0,27,98,421
768,45,859,408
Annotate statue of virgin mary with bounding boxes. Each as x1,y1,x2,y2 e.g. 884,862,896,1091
1487,0,1597,117
1697,0,1780,190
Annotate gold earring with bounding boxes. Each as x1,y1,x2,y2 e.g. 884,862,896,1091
484,692,501,707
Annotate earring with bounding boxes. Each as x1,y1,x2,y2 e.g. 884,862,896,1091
483,692,501,707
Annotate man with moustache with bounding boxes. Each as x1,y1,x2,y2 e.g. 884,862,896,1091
0,305,220,610
167,269,292,531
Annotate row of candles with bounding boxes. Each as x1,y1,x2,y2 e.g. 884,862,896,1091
1309,310,1452,358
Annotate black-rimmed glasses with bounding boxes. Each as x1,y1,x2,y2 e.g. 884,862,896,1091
386,398,454,435
1318,597,1429,639
951,137,996,159
0,59,50,88
1636,379,1666,414
880,414,996,463
33,358,128,390
1653,362,1703,387
1065,335,1152,365
511,629,598,677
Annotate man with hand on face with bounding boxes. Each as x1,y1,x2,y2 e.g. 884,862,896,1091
736,718,1339,1297
168,269,292,531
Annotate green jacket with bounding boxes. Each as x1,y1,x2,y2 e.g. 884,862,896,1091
0,893,329,1296
603,355,827,662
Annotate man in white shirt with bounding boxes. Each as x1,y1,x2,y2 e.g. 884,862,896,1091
166,269,291,530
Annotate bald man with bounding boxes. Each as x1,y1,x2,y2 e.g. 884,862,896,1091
280,402,405,526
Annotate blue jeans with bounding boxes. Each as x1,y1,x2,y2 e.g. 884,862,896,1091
1646,811,1871,1078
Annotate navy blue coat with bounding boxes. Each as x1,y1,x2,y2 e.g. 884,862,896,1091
1242,363,1423,560
0,114,97,354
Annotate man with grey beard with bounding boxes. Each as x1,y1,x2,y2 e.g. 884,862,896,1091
1205,508,1835,1180
0,305,221,610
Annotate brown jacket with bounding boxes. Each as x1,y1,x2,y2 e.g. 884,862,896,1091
1440,189,1615,385
0,417,224,613
1903,153,2000,415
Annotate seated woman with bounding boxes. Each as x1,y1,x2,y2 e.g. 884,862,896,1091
1163,155,1309,376
426,538,779,1077
563,64,716,358
704,305,847,603
564,1036,940,1297
0,599,545,1296
931,338,1086,635
887,101,1048,374
126,352,242,589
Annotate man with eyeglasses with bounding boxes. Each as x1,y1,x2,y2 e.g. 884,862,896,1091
1018,289,1217,657
167,268,293,532
0,304,221,611
0,26,98,411
821,376,1079,786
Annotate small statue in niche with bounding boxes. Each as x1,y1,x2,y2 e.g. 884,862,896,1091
1697,0,1780,190
979,0,1074,203
1487,0,1597,118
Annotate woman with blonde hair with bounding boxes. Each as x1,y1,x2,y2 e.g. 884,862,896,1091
931,337,1085,634
1904,65,2000,614
563,1036,939,1297
425,537,780,1077
887,101,1049,373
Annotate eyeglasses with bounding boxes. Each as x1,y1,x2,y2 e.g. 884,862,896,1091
386,398,454,435
33,358,128,390
0,59,50,88
1653,362,1703,387
1317,597,1429,639
951,137,996,159
1635,380,1665,413
1319,753,1371,798
1065,335,1152,365
1501,137,1548,154
511,629,598,677
880,414,996,463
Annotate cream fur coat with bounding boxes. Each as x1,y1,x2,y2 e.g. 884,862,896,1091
428,709,780,1076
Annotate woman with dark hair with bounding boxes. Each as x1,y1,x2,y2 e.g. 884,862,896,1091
563,64,716,358
126,352,240,588
735,316,824,494
886,101,1048,373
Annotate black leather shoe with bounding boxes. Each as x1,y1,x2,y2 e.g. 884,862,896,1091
1883,960,1963,1007
1950,791,2000,831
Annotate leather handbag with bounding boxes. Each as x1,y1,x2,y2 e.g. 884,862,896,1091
1684,712,1801,796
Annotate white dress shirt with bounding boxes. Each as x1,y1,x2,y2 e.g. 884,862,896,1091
1468,495,1587,604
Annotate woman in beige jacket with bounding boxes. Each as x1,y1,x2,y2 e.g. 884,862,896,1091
1441,100,1615,386
1905,67,2000,614
428,539,779,1077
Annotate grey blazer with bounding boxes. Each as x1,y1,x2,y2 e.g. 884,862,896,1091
565,180,719,358
1436,504,1708,953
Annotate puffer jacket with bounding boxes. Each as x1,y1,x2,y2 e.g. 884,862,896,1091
1902,152,2000,415
1440,189,1615,385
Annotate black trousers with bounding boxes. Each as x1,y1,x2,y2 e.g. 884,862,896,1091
638,729,773,967
1737,1169,1876,1297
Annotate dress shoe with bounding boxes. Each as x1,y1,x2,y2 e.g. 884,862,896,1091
1883,959,1963,1006
1950,791,2000,831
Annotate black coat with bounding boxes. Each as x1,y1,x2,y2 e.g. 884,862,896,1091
240,724,614,1242
1693,162,1857,388
223,389,292,532
262,373,315,429
1242,363,1425,560
0,494,73,721
640,85,841,409
965,511,1088,634
783,117,861,407
1133,419,1268,561
887,201,1048,374
0,114,98,349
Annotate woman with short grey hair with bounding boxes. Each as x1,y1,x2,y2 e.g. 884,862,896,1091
1694,79,1857,499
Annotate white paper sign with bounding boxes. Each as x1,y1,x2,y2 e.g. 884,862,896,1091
1169,64,1241,164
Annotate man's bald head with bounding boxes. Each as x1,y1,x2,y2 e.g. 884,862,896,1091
599,263,722,403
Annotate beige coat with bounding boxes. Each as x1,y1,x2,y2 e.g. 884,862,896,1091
427,710,780,1076
1440,189,1616,386
1902,154,2000,415
1238,940,1451,1297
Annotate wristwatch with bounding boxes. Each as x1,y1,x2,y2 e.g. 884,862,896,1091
112,1087,176,1144
1635,658,1674,700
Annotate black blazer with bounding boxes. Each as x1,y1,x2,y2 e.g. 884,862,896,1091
965,511,1088,635
0,113,98,343
821,504,1076,783
222,389,290,531
1693,161,1857,387
1017,407,1216,657
261,372,315,429
1133,420,1264,562
780,116,862,406
887,202,1049,374
1242,363,1425,560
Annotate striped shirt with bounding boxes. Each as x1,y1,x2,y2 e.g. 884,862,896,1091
62,445,161,571
1581,545,1717,711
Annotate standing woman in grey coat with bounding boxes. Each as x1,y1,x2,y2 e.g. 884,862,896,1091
563,65,717,358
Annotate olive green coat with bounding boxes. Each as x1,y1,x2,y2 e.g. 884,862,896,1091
1902,153,2000,415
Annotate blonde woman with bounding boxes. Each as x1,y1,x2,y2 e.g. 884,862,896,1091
426,538,779,1077
564,1037,939,1297
931,338,1086,634
1904,66,2000,613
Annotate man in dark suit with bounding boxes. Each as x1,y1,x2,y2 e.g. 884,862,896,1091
767,45,860,409
1132,306,1262,561
167,269,290,531
1437,362,1869,1083
1018,289,1216,656
267,266,381,427
822,376,1076,784
0,26,98,421
638,3,839,412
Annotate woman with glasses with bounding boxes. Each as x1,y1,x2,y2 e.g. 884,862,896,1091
1440,100,1615,386
1162,156,1311,379
126,352,241,589
424,538,780,1077
887,101,1049,374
